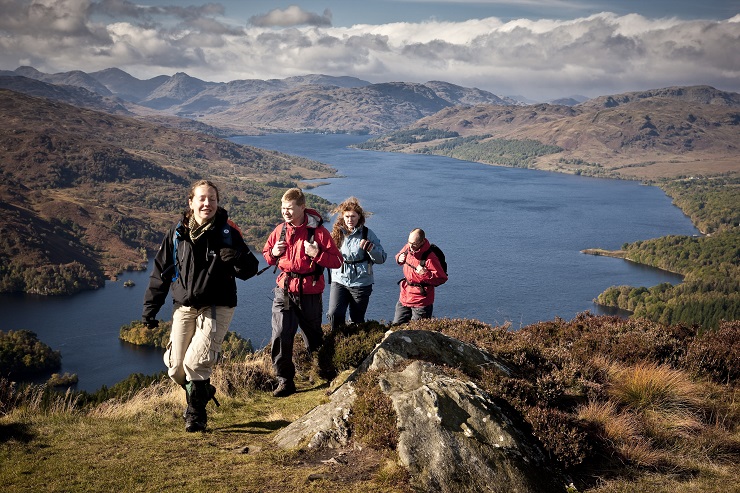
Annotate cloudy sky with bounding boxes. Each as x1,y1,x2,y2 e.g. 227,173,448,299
0,0,738,101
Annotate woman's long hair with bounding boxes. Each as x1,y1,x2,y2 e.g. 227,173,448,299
330,197,369,246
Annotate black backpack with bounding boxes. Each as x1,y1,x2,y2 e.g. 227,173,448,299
421,243,448,277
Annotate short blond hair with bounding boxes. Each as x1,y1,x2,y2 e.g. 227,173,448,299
282,187,305,206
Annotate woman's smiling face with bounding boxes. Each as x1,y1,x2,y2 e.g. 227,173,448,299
189,184,218,225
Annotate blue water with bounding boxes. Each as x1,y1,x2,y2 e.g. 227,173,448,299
1,133,698,391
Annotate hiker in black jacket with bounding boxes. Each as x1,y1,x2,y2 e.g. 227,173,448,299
142,180,259,432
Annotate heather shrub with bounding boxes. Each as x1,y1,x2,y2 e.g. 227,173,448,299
315,320,388,379
408,317,512,352
349,369,399,450
524,406,591,469
520,313,696,367
683,320,740,383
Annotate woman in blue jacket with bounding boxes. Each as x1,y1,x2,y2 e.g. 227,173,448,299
327,197,387,332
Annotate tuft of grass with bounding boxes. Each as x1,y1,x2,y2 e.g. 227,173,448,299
88,379,182,422
606,362,703,414
211,346,275,398
0,377,81,417
577,400,642,444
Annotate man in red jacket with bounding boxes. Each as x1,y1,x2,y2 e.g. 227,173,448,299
392,228,448,324
263,188,342,397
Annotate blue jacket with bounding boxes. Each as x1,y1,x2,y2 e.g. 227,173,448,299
330,226,386,287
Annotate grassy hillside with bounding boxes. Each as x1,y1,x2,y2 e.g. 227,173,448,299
358,87,740,181
1,316,738,492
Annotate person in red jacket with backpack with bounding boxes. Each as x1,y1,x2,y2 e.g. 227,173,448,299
262,188,342,397
392,228,448,324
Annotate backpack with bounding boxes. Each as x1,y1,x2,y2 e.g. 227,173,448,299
398,243,447,294
420,243,447,277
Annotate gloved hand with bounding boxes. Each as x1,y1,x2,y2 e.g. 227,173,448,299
220,247,241,264
143,317,158,329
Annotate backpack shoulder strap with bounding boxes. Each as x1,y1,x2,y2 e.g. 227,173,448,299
171,221,183,282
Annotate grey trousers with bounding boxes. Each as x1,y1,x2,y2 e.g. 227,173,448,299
392,301,433,325
326,282,373,332
270,287,323,383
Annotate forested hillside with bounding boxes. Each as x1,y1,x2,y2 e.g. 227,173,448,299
0,89,335,295
593,177,739,329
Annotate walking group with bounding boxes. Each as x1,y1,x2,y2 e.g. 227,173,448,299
142,180,447,432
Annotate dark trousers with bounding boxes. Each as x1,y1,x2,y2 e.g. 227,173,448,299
326,282,373,332
270,287,323,383
392,301,433,325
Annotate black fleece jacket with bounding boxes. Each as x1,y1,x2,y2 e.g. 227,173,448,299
142,207,259,322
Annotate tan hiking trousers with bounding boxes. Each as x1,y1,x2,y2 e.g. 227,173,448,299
164,305,235,385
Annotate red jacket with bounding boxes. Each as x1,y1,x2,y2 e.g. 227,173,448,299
262,209,342,295
395,239,447,307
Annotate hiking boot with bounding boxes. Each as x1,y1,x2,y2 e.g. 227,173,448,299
272,380,296,398
184,380,212,432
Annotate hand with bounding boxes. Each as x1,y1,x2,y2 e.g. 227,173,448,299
398,252,407,264
219,247,240,264
359,239,374,252
143,318,158,329
272,240,287,257
415,264,428,275
304,240,319,258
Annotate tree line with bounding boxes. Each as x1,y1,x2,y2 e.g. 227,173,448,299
595,178,739,330
0,330,61,378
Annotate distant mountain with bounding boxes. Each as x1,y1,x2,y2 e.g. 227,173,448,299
200,80,516,134
139,71,217,110
423,81,510,106
14,66,112,96
360,86,740,180
89,67,170,102
0,88,335,294
281,74,370,89
0,74,238,137
7,66,515,134
548,95,589,106
0,76,131,115
579,85,740,109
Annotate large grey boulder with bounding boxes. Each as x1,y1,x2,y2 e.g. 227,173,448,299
274,329,567,492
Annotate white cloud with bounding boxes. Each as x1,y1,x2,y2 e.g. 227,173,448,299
0,1,737,100
248,6,332,28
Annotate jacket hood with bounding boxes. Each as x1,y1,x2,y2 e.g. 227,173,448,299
305,208,324,229
411,238,431,256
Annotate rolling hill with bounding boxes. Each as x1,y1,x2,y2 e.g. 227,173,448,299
359,86,740,180
0,88,335,294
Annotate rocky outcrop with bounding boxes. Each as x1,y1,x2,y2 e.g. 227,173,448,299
274,329,568,492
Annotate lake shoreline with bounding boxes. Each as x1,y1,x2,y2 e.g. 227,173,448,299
581,248,686,277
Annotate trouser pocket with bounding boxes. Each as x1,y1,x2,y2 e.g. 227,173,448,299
163,340,174,369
